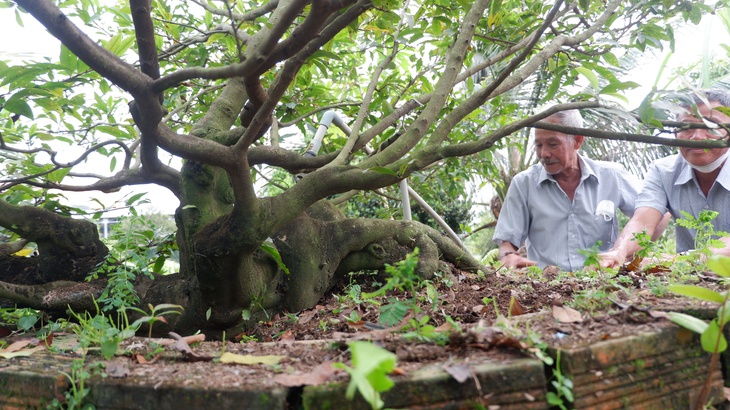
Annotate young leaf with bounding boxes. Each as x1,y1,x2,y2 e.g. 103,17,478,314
259,242,290,275
701,319,727,353
666,312,708,335
707,255,730,278
667,284,725,303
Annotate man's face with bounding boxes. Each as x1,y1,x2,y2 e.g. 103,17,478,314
677,101,730,166
535,127,581,176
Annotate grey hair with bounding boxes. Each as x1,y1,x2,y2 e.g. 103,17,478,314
548,109,584,128
542,109,583,140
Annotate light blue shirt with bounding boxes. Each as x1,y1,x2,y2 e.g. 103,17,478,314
637,154,730,252
493,155,640,271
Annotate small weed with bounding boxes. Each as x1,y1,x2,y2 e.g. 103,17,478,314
546,350,574,410
334,341,398,410
578,240,603,268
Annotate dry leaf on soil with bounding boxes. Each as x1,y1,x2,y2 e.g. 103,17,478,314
443,364,472,383
552,305,582,323
273,362,338,386
219,352,284,365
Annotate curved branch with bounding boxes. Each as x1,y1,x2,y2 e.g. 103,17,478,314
531,121,729,149
15,0,150,95
130,0,161,81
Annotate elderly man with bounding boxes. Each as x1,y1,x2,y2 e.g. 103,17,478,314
493,109,642,271
600,90,730,268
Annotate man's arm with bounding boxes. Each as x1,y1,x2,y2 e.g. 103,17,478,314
651,212,672,241
599,207,664,268
498,241,537,269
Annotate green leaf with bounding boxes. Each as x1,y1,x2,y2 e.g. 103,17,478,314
378,299,410,326
575,67,599,90
259,242,290,275
17,315,39,331
153,255,166,273
666,312,708,335
3,94,33,119
668,284,725,303
707,255,730,278
701,319,727,353
126,192,147,206
339,341,397,408
100,338,119,360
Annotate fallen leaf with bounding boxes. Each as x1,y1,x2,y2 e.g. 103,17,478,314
0,346,44,359
433,322,453,333
472,305,486,313
470,285,481,290
279,329,295,341
648,310,669,319
219,352,284,365
106,361,130,378
2,339,33,353
273,362,337,386
509,296,525,316
552,305,582,323
444,364,472,383
298,309,318,325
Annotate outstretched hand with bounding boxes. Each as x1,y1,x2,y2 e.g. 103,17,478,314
500,253,537,269
598,249,626,269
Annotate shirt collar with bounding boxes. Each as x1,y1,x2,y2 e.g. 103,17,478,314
537,154,595,185
675,155,730,189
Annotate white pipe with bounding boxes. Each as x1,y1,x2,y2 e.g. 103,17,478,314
406,186,466,249
399,179,412,220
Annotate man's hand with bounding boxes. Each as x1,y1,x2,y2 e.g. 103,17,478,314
598,249,626,268
500,252,537,269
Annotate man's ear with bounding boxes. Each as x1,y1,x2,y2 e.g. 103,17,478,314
574,135,585,149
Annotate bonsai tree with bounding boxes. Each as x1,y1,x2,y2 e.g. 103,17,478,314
0,0,720,333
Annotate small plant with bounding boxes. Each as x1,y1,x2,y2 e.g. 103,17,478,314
666,255,730,409
546,350,574,410
334,341,398,410
50,358,106,410
578,240,603,268
631,230,659,260
0,307,41,332
675,210,728,260
123,303,184,340
400,315,449,344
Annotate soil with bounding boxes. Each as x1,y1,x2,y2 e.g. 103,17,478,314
1,262,726,403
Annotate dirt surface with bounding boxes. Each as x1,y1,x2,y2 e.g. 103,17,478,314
1,262,725,400
108,264,723,391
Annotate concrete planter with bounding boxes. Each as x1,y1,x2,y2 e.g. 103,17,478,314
0,322,724,409
549,323,723,409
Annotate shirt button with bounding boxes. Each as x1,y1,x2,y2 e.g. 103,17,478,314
571,234,576,239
